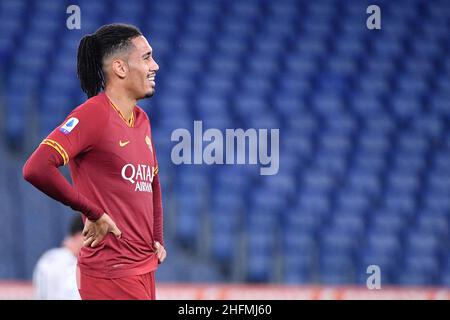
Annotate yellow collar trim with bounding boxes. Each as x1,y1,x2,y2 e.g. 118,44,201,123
108,98,134,127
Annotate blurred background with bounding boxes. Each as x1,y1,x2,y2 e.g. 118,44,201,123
0,0,450,299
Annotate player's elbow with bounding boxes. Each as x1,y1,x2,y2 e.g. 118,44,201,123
22,158,42,184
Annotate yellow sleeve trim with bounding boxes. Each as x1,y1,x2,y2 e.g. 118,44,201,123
41,138,69,165
154,166,159,176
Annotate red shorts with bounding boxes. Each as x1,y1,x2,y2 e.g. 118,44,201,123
77,267,156,300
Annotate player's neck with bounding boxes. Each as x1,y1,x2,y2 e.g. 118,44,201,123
104,87,136,123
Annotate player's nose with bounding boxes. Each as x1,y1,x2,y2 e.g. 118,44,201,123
150,59,159,72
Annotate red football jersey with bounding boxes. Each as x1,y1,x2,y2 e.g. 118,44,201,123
43,92,161,278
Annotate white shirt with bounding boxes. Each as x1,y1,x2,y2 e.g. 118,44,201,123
33,247,80,300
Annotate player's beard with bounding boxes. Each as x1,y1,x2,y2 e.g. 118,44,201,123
142,80,155,99
137,85,155,100
143,90,155,99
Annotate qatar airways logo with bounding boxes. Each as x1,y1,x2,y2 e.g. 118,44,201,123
121,164,156,192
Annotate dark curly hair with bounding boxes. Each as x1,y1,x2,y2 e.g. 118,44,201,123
77,23,142,98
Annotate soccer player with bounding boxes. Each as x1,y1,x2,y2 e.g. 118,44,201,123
23,24,166,300
33,215,84,300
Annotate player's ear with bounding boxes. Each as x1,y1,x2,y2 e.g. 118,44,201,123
111,59,128,79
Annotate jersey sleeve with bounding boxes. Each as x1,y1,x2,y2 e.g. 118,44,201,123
23,102,107,221
146,112,159,174
41,103,108,165
148,116,163,246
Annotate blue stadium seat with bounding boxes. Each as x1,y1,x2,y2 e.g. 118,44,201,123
427,170,450,190
318,253,354,284
242,75,273,95
161,74,196,95
412,37,442,58
336,190,371,215
302,18,331,39
373,35,404,58
250,189,286,215
285,112,318,134
282,133,313,162
324,114,357,135
302,170,335,193
366,229,402,257
260,171,296,198
23,33,55,54
347,170,381,196
210,230,235,263
20,185,62,278
248,54,281,76
353,151,386,174
173,184,205,245
364,57,396,77
320,228,356,254
358,75,391,96
314,152,347,175
284,209,323,233
246,250,273,282
215,35,248,57
188,262,225,283
415,212,449,237
383,192,416,216
247,114,280,130
297,191,330,215
320,131,352,154
285,54,318,75
200,75,235,96
370,212,408,235
404,56,436,77
233,93,268,116
312,93,344,115
283,254,313,284
391,94,423,118
387,171,420,193
332,212,366,237
398,260,439,285
397,133,428,153
364,114,396,134
208,54,242,76
275,149,300,175
405,231,441,255
358,131,390,154
392,152,426,173
0,184,16,278
442,272,450,287
423,191,450,213
351,94,383,116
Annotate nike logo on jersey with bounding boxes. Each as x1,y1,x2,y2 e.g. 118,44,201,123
119,140,130,147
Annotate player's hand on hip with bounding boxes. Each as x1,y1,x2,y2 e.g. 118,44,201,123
82,213,122,247
154,241,167,263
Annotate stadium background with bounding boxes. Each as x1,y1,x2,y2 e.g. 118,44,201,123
0,0,450,299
